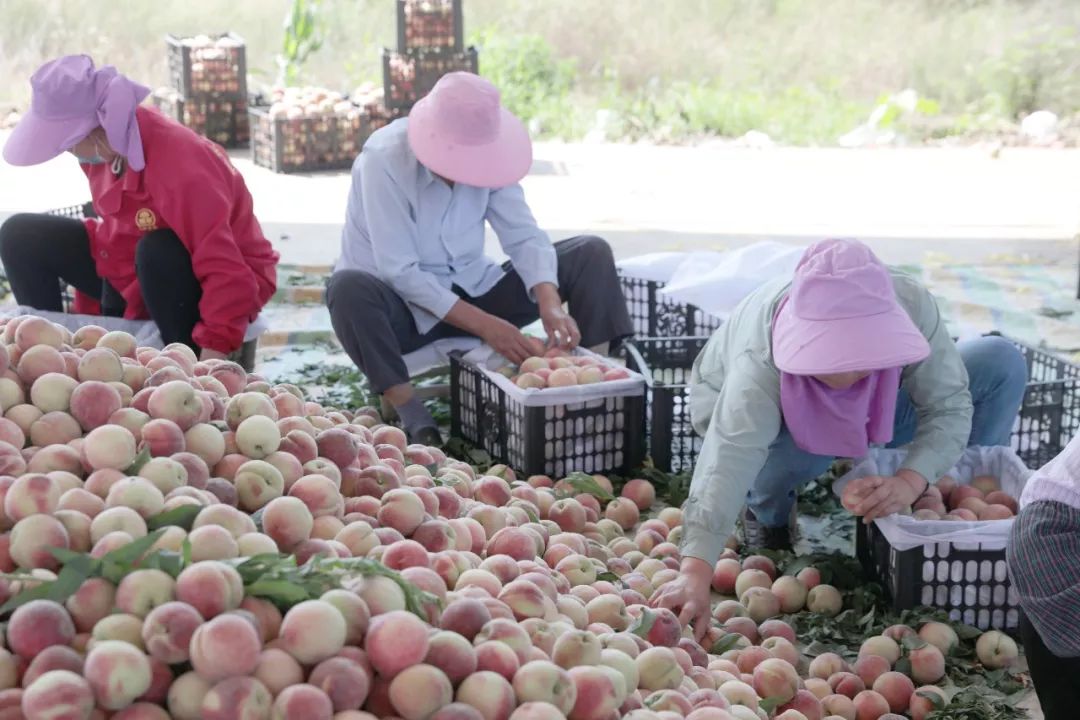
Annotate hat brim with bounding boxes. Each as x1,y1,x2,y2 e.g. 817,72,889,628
407,98,532,189
772,299,931,375
3,108,94,167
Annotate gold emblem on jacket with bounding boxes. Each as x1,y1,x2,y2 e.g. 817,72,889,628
135,208,157,232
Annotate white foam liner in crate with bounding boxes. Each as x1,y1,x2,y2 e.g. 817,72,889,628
460,345,647,408
836,445,1032,629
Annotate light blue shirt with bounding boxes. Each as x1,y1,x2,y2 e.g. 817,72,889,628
335,118,559,334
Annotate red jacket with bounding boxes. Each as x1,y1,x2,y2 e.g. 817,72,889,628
78,106,278,352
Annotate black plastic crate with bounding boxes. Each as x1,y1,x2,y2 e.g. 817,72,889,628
382,47,479,112
249,105,385,174
397,0,463,53
855,519,1019,631
618,272,723,338
449,353,646,478
152,90,249,148
166,32,247,99
1005,333,1080,468
624,337,710,473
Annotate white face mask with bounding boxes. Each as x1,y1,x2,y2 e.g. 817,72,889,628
74,135,107,165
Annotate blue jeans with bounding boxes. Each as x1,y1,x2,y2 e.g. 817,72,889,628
747,335,1029,528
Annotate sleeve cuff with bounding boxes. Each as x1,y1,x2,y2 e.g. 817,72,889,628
424,286,460,320
899,449,943,487
678,497,734,568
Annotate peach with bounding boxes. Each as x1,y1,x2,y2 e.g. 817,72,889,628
84,640,152,710
476,641,521,680
853,655,890,689
10,514,69,570
112,702,171,720
548,499,587,533
975,630,1018,669
183,423,226,466
64,577,116,633
7,599,74,661
82,424,138,471
473,618,532,664
425,630,479,686
308,656,371,712
319,589,370,646
231,459,283,512
0,418,24,450
115,568,175,618
917,622,958,655
740,586,780,623
30,410,82,446
512,660,577,713
106,477,165,518
289,473,344,519
852,690,890,720
829,672,865,699
90,613,144,650
636,647,683,692
166,671,212,720
140,418,186,457
552,630,602,670
978,503,1014,520
190,613,262,682
271,684,334,720
235,414,281,460
224,392,278,431
620,478,656,510
751,657,799,704
21,669,95,719
431,704,486,720
17,345,66,385
21,644,83,687
388,664,453,720
5,472,60,521
279,429,319,465
810,653,847,680
906,642,945,684
146,381,203,431
365,609,430,678
761,636,800,667
252,648,304,697
908,686,947,720
27,444,81,475
200,676,273,720
30,372,78,413
455,670,516,720
821,694,857,720
378,488,425,535
871,671,914,714
441,598,493,641
175,561,244,619
984,491,1018,513
141,601,203,664
352,574,407,615
564,665,621,720
97,330,137,358
807,584,843,617
77,346,123,382
188,524,239,562
261,495,315,551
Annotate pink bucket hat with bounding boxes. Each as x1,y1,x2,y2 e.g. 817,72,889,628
772,239,931,375
407,72,531,189
3,55,151,171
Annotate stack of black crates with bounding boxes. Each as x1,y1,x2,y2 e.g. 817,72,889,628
153,33,250,148
383,0,478,114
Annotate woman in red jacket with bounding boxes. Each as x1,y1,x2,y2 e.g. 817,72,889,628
0,55,278,362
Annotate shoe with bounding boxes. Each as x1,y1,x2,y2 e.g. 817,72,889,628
407,426,444,448
741,507,795,552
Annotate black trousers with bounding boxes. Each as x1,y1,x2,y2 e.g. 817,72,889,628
1020,613,1080,720
325,235,634,392
0,213,204,352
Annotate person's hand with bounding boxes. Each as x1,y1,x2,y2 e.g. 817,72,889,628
199,348,228,362
533,283,581,350
540,303,581,350
481,316,544,365
846,470,927,522
650,557,713,643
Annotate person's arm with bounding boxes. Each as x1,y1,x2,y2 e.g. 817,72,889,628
681,352,783,567
897,278,974,485
485,183,582,349
146,154,260,354
357,151,461,321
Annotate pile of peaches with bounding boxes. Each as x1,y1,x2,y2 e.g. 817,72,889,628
842,473,1019,522
0,314,1017,720
509,352,632,390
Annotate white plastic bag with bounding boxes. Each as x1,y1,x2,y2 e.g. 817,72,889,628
461,345,646,408
834,446,1032,551
615,252,695,284
659,242,804,319
0,306,266,348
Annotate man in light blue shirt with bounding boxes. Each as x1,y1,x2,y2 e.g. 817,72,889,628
326,73,633,444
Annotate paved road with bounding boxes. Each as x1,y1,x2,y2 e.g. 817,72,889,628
1,132,1077,270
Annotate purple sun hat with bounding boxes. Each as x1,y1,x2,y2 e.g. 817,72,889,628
4,55,151,170
772,239,931,375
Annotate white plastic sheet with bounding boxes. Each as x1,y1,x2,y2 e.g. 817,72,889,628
659,242,804,319
0,306,266,348
834,446,1032,551
461,345,646,408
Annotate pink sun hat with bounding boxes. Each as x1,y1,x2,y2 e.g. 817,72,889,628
772,239,931,375
3,54,150,170
407,72,532,189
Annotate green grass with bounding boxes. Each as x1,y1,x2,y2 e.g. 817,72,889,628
2,0,1079,145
